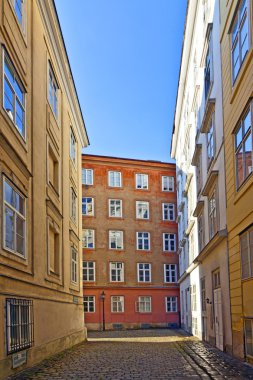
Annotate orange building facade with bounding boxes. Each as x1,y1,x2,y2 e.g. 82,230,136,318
82,155,179,330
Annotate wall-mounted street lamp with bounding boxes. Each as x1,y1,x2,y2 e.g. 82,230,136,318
100,291,106,331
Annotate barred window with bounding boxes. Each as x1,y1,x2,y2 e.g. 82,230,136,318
6,298,34,355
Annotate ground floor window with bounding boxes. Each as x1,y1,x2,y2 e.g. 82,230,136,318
166,296,177,312
6,298,34,355
83,296,95,313
137,296,151,312
111,296,124,313
245,319,253,357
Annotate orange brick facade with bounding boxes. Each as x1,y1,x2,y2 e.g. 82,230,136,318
82,154,179,330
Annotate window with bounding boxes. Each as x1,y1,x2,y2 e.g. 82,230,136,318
196,154,202,195
207,114,215,166
137,263,151,282
3,52,25,139
70,187,77,223
70,128,77,165
48,64,58,118
136,174,148,189
164,264,177,283
110,262,124,282
137,296,151,313
109,199,122,217
162,176,174,191
83,296,95,313
82,197,94,216
48,220,60,275
83,261,95,282
208,188,218,239
111,296,124,313
231,0,249,82
108,171,122,187
136,201,149,219
109,230,123,250
235,106,253,188
12,0,24,27
6,298,33,355
245,319,253,357
3,178,26,257
136,232,150,250
163,233,176,252
240,227,253,279
48,145,59,192
191,284,197,312
166,296,177,312
213,269,221,288
82,169,93,185
82,229,95,249
71,246,78,283
198,213,205,252
204,30,213,100
162,203,175,221
201,277,206,312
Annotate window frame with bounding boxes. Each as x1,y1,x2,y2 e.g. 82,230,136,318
83,261,96,282
109,230,124,250
70,187,77,223
208,187,218,239
136,232,150,251
164,264,177,283
71,245,78,284
163,233,176,252
3,50,26,140
136,201,150,220
48,62,59,119
82,168,93,185
111,296,124,313
82,229,95,249
136,173,148,190
162,176,174,192
109,199,122,218
109,262,124,282
108,171,122,187
206,113,216,168
137,263,151,283
70,127,77,166
162,203,175,221
83,296,95,313
245,318,253,358
240,226,253,280
165,296,178,313
82,197,94,216
137,296,152,313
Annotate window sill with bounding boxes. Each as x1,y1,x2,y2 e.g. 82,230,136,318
230,48,253,105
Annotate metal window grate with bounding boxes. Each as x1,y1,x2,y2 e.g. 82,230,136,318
6,298,34,355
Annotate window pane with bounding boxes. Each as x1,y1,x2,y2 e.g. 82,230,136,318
241,16,249,61
5,207,15,250
245,133,253,176
232,42,240,80
236,126,243,148
236,147,244,187
4,80,14,117
245,320,253,357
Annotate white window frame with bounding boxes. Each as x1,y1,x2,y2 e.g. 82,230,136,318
82,168,93,185
136,201,150,220
70,128,77,165
82,197,94,216
137,296,152,313
70,187,77,223
163,233,176,252
71,245,78,284
165,296,177,313
83,296,95,313
208,187,218,239
164,264,177,283
137,263,151,283
111,296,124,313
207,113,215,167
136,232,150,251
136,174,148,190
162,176,174,192
3,50,26,140
83,261,96,282
3,177,26,258
109,230,123,250
162,203,175,221
109,199,122,218
82,229,95,249
108,171,122,187
110,262,124,282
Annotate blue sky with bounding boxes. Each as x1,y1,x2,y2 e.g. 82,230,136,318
55,0,187,162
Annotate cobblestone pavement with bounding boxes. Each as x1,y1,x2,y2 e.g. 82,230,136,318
7,329,253,380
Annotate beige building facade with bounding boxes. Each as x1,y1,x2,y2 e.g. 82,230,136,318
0,0,89,378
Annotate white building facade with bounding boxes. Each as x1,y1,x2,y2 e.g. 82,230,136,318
171,0,232,353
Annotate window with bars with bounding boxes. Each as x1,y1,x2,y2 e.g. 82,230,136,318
4,51,26,139
164,264,177,283
82,229,95,249
136,296,151,312
162,176,174,191
163,233,176,252
136,201,149,219
136,174,148,189
240,227,253,279
231,0,249,83
108,171,122,187
111,296,124,313
137,263,151,282
6,298,34,355
166,296,177,312
109,230,123,250
110,262,124,282
83,261,95,282
83,296,95,313
109,199,122,217
3,178,26,257
235,105,253,189
82,197,94,216
137,232,150,250
162,203,175,221
82,169,93,185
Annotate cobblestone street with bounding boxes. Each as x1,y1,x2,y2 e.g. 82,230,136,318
7,330,253,380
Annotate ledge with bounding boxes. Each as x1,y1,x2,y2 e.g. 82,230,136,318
178,261,199,284
200,98,215,133
193,229,227,264
193,200,205,217
202,170,219,196
178,200,185,212
191,144,202,166
185,219,195,236
184,172,193,193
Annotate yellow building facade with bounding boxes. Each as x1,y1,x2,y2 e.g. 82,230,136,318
220,0,253,362
0,0,89,377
